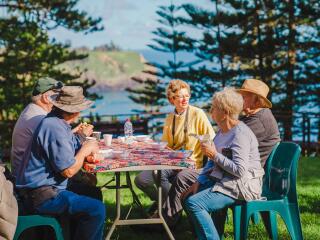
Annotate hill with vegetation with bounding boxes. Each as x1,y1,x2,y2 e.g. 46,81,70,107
59,50,150,91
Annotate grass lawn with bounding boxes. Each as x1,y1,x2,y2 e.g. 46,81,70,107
98,157,320,240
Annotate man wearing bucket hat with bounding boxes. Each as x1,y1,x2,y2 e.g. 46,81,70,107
16,86,106,240
237,79,280,167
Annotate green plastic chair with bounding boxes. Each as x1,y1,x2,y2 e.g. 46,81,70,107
241,142,303,240
216,142,280,240
14,215,64,240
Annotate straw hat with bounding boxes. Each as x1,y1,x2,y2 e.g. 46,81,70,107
50,86,93,113
237,79,272,108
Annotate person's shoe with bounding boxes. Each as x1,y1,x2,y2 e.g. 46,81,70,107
130,223,164,233
166,211,184,231
148,209,159,218
147,201,158,217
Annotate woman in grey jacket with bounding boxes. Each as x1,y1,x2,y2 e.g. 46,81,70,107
183,88,264,240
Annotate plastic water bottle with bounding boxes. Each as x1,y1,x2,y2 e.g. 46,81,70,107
124,119,133,139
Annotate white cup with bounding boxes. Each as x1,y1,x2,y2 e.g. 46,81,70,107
92,131,101,141
103,134,113,146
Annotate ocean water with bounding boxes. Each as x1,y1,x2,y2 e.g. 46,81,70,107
83,90,145,116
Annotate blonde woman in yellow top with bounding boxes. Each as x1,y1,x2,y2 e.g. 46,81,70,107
134,79,215,222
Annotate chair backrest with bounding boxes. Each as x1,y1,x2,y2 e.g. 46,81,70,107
267,142,301,202
263,142,280,188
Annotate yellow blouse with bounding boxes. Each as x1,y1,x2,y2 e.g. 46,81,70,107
162,105,215,169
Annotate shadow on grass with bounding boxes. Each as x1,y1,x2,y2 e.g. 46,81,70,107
297,157,320,183
298,193,320,214
102,199,186,240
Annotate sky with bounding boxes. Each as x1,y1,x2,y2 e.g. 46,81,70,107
49,0,209,50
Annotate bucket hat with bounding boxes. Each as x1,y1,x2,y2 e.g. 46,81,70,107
50,86,93,113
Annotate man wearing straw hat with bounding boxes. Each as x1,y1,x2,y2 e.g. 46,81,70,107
16,86,105,240
237,78,280,167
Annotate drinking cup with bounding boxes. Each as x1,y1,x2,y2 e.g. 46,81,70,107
92,131,101,141
103,134,113,146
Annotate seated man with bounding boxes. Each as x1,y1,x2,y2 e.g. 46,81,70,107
16,86,105,240
11,77,64,183
237,78,280,168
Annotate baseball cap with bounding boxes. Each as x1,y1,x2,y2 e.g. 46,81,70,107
32,77,64,96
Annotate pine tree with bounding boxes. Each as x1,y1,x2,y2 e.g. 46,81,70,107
181,0,319,140
181,1,242,103
126,2,196,112
0,0,103,151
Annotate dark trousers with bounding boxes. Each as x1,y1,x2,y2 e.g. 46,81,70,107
163,169,200,220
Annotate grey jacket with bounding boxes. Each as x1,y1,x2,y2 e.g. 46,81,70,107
200,122,264,201
0,166,18,240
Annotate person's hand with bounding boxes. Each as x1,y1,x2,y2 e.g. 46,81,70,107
73,123,94,137
81,140,99,156
200,141,217,159
165,145,172,150
72,123,85,133
181,181,200,201
81,123,94,137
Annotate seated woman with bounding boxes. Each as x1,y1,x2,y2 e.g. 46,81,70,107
135,79,215,218
183,87,264,240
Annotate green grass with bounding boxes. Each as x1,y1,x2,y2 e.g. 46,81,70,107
97,157,320,240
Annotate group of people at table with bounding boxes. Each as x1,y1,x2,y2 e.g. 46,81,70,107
2,76,280,240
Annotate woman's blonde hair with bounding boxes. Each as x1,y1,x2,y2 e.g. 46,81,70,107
166,79,190,101
211,87,243,120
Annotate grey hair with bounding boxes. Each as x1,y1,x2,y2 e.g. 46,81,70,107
31,90,55,103
211,87,243,120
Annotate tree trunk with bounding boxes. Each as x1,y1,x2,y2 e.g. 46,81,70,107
284,0,296,141
215,0,226,88
254,0,265,81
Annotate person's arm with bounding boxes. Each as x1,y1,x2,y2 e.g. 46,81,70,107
198,109,215,139
61,140,99,178
212,133,249,178
161,115,171,144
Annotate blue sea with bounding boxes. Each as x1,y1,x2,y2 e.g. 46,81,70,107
84,90,144,116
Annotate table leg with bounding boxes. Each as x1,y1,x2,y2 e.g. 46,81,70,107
105,170,176,240
156,170,175,240
125,172,146,217
105,172,121,240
